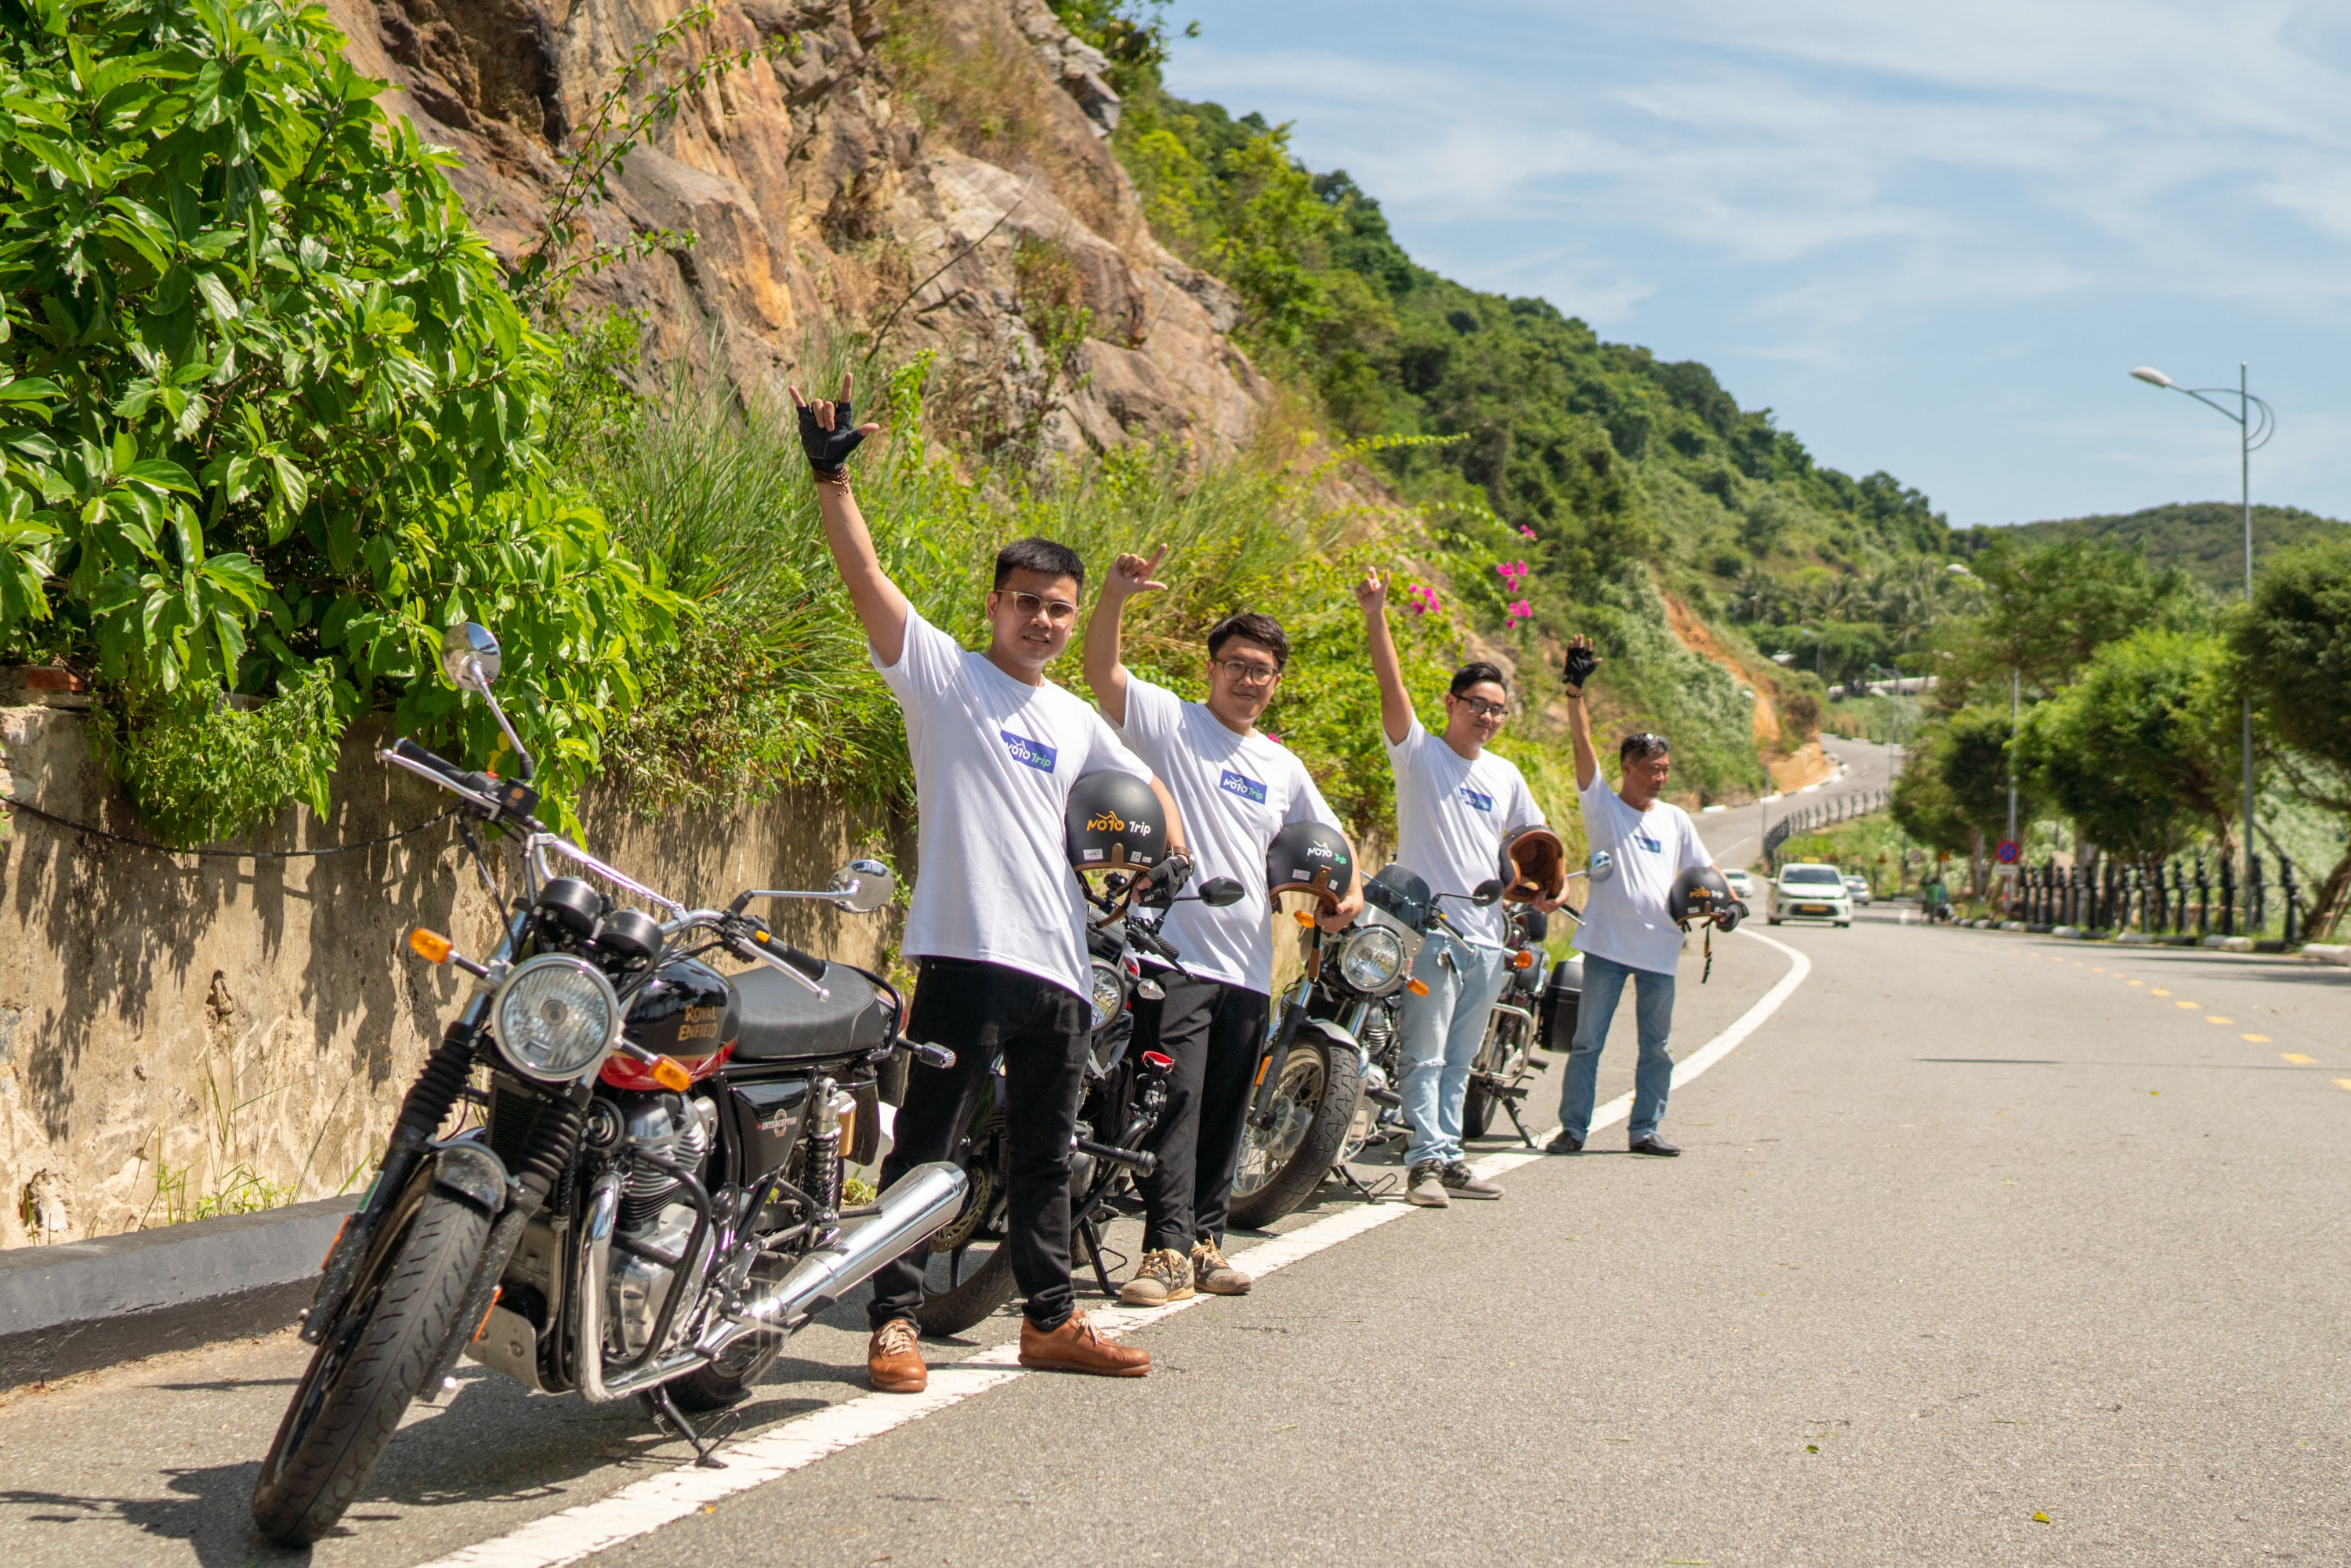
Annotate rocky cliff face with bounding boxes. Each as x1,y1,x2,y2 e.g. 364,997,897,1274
325,0,1270,453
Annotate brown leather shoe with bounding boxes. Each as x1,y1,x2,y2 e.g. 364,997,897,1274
1016,1309,1150,1377
868,1317,926,1393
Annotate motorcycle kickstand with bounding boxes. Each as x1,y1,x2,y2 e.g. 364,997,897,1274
1330,1163,1382,1203
1077,1216,1118,1298
641,1385,729,1470
1502,1094,1539,1150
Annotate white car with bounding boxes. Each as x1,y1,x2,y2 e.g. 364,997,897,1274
1723,867,1756,903
1770,863,1853,927
1842,873,1872,907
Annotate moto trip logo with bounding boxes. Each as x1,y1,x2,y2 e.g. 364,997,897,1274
1001,730,1057,773
1458,786,1494,813
1634,829,1663,853
1087,810,1126,833
1219,770,1268,803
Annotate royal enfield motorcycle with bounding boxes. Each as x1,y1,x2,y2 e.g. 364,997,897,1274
1459,905,1562,1145
252,624,967,1547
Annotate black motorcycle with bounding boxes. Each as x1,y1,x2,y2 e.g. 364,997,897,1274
252,624,968,1547
913,867,1242,1335
1462,906,1578,1144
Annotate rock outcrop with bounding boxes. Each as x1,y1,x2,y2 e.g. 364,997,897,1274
325,0,1270,454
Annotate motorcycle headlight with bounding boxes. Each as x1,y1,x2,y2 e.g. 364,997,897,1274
1338,925,1407,991
492,954,622,1082
1088,958,1125,1031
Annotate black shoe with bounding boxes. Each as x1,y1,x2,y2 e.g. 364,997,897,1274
1629,1135,1680,1157
1544,1132,1584,1155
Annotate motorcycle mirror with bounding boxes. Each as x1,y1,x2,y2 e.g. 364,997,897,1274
828,859,895,914
440,622,502,693
1198,877,1245,907
1470,878,1504,907
1586,849,1614,884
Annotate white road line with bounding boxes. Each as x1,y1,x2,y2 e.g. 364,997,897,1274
418,927,1814,1568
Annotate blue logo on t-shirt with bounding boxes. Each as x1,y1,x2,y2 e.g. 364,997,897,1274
1001,731,1057,773
1633,829,1663,852
1458,786,1494,813
1219,769,1267,804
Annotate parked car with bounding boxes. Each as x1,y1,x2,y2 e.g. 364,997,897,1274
1769,863,1853,927
1723,867,1756,903
1842,873,1872,906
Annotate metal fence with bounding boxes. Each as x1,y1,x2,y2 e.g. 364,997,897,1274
1759,788,1892,863
2012,853,2306,943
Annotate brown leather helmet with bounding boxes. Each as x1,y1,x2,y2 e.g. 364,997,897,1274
1497,825,1567,904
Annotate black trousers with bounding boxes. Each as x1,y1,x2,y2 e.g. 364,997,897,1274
1131,971,1272,1254
868,957,1089,1331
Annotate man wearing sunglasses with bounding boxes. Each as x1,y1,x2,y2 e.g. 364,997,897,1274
1083,546,1364,1305
1550,632,1718,1158
1358,568,1556,1208
792,375,1190,1391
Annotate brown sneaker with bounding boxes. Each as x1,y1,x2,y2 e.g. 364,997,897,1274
1118,1247,1195,1307
1017,1309,1150,1377
1405,1160,1451,1208
867,1317,926,1393
1190,1238,1252,1295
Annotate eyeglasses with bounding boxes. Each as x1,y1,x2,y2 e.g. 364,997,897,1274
1215,658,1282,686
999,590,1078,625
1451,695,1508,720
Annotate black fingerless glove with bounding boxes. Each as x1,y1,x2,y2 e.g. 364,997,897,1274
1562,645,1599,691
1138,853,1194,909
797,397,868,476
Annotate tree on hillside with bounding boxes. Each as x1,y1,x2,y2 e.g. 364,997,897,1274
1891,706,2019,895
2234,538,2351,935
1935,536,2201,708
2018,629,2236,864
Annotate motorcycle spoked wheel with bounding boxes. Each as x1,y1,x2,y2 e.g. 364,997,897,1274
1462,1019,1533,1139
1225,1036,1362,1230
669,1247,792,1414
251,1187,492,1547
914,1135,1017,1337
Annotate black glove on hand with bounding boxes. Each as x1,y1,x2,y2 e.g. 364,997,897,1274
1138,853,1194,909
1562,644,1599,692
796,397,868,476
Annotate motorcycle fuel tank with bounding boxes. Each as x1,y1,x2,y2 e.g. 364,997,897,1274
603,957,741,1090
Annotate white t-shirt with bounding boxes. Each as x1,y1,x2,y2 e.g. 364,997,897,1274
1385,718,1541,947
1575,775,1712,975
1114,676,1345,995
875,608,1153,998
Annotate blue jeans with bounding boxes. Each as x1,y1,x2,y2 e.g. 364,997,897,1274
1556,951,1676,1144
1395,933,1510,1168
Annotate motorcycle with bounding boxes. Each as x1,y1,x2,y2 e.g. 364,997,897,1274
912,866,1244,1335
1460,905,1563,1145
252,624,968,1547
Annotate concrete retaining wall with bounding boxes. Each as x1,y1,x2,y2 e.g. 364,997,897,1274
0,704,909,1250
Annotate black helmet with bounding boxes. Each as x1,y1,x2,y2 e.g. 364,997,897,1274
1497,824,1567,904
1066,773,1167,873
1668,865,1736,926
1267,821,1353,910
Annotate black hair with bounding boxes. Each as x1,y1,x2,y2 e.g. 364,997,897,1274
994,537,1085,590
1620,732,1671,763
1207,612,1290,669
1449,661,1509,698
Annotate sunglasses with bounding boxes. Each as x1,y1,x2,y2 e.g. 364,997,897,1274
1215,657,1282,687
1624,733,1670,758
1451,695,1508,720
998,589,1078,625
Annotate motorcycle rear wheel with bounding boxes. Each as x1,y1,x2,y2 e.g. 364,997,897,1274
1462,1080,1497,1139
1226,1037,1361,1230
252,1190,491,1546
915,1137,1017,1336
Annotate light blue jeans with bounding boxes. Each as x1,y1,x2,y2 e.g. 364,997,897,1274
1556,951,1676,1144
1395,933,1510,1169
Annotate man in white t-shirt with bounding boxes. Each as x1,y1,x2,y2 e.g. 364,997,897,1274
1358,568,1558,1208
793,375,1188,1391
1549,632,1718,1158
1082,546,1364,1305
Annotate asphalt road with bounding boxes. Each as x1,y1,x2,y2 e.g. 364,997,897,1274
1702,733,1896,871
8,909,2349,1566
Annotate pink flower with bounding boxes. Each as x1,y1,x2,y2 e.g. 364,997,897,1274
1403,582,1440,617
1496,560,1531,592
1505,599,1534,625
1518,525,1538,540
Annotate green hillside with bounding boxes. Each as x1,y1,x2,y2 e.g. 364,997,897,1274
1955,504,2349,594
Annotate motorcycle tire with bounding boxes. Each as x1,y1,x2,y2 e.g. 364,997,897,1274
1462,1080,1496,1139
252,1189,491,1546
1226,1036,1361,1230
915,1139,1018,1337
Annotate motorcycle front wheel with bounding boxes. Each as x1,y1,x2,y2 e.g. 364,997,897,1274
252,1188,491,1546
1226,1036,1361,1229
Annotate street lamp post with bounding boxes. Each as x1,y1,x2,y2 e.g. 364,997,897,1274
2129,364,2273,882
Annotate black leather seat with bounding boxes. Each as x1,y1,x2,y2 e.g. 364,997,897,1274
731,962,887,1062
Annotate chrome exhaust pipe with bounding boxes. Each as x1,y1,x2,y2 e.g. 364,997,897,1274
697,1161,966,1360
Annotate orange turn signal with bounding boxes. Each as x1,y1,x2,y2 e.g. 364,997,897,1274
321,1217,350,1273
407,928,454,964
472,1285,503,1342
1512,948,1537,971
651,1057,693,1092
1406,977,1430,997
1293,910,1316,927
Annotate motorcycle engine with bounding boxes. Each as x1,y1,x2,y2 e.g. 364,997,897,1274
607,1092,715,1358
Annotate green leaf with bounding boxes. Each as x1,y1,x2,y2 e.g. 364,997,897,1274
122,458,198,494
194,270,241,324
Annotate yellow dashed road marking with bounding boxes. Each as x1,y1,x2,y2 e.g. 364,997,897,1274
2175,1000,2201,1009
2127,980,2143,987
2246,1034,2274,1044
2335,1080,2351,1093
2207,1016,2233,1025
2152,987,2171,996
2281,1052,2313,1063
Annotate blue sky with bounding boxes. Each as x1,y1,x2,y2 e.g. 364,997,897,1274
1157,1,2351,529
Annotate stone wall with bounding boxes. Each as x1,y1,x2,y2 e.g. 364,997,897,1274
0,704,910,1248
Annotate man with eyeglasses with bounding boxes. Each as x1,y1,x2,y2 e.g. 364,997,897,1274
1083,546,1363,1304
792,375,1190,1392
1549,632,1718,1158
1357,568,1556,1208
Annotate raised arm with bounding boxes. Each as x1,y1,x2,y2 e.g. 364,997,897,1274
1081,545,1167,728
1563,632,1600,791
789,373,905,665
1354,567,1414,746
